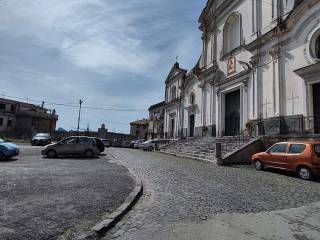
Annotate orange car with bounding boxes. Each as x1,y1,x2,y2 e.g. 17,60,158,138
252,142,320,180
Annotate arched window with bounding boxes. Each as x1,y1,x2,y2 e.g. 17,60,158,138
171,86,177,101
223,12,242,54
190,93,195,105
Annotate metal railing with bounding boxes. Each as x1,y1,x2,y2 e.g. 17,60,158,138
303,116,320,134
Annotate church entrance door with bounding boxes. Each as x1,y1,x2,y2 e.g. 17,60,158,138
225,90,240,136
313,83,320,134
189,114,195,137
170,118,175,138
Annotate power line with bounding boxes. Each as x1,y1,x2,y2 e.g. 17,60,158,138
82,110,129,126
0,93,147,112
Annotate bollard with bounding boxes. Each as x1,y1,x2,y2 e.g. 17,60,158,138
215,142,223,166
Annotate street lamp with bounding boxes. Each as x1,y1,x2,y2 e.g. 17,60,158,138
77,99,83,133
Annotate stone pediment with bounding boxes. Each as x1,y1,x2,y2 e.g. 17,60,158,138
197,62,222,88
182,72,199,91
165,62,187,84
294,62,320,82
185,104,197,112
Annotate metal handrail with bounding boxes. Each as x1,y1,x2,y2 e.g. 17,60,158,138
303,115,320,134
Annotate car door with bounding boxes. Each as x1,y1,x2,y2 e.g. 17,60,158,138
264,143,288,168
286,143,307,171
76,137,90,155
56,137,78,155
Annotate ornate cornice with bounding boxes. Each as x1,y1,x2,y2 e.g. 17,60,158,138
269,44,281,60
198,62,218,88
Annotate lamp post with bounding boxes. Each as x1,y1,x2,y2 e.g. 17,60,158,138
77,99,83,133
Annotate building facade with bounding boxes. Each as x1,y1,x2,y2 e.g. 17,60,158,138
164,0,320,138
0,98,58,137
148,101,165,139
130,119,149,139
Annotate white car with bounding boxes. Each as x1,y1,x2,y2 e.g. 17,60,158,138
141,140,157,151
134,139,146,149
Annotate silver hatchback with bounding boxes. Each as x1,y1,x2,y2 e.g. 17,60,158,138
41,136,100,158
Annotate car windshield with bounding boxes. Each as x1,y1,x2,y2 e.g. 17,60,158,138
35,133,50,137
0,138,4,143
60,137,77,144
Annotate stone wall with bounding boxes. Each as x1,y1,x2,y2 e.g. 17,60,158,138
221,138,265,165
52,131,135,142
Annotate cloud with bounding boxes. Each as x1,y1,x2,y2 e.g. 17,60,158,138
0,0,206,132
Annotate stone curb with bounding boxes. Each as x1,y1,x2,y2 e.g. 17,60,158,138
84,169,143,239
76,154,144,240
92,182,143,235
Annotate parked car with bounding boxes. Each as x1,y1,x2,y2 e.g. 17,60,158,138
94,138,105,153
31,133,52,146
252,141,320,180
141,140,156,151
112,140,122,148
134,139,146,149
130,141,136,148
122,141,131,148
101,139,110,148
41,136,100,158
0,138,19,160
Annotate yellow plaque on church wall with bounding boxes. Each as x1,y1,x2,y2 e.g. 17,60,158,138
227,56,236,75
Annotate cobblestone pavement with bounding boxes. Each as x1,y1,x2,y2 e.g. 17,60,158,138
0,146,135,240
103,148,320,240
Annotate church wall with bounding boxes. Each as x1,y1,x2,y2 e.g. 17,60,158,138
281,3,320,117
214,1,254,77
164,105,181,138
182,79,203,138
162,0,320,139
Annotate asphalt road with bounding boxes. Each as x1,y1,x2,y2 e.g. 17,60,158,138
0,146,135,240
103,148,320,240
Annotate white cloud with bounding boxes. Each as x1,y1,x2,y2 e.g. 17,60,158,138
0,0,205,132
0,0,158,75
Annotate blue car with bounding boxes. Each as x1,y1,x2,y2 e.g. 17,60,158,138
0,138,19,160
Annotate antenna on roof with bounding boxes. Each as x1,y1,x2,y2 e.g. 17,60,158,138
175,56,179,63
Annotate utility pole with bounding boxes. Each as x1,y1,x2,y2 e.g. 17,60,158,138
77,99,84,133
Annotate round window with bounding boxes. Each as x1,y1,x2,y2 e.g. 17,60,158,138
315,36,320,59
310,30,320,60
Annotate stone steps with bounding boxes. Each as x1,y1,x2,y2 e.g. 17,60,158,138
159,137,253,163
159,138,217,161
161,149,215,158
160,150,215,162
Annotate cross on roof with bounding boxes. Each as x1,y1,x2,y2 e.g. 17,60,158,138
262,98,272,118
287,92,299,115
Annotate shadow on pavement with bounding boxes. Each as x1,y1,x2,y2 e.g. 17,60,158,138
227,164,320,182
0,158,19,162
43,156,101,161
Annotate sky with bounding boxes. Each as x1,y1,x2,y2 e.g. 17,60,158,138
0,0,207,133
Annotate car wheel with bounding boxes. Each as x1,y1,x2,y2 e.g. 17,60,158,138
85,150,94,158
47,150,57,158
148,146,153,152
254,160,264,171
298,167,312,180
0,152,5,160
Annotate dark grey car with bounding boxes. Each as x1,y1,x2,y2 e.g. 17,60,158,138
41,136,100,158
31,133,51,146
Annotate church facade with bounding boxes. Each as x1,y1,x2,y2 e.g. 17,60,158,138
163,0,320,139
